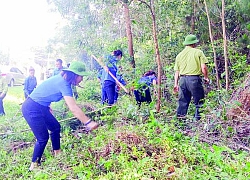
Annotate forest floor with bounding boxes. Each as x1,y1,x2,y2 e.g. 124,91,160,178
0,85,249,179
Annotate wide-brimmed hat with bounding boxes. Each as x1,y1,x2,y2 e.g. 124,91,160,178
183,34,199,46
63,61,89,76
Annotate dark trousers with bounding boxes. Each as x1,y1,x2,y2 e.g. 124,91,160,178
114,91,118,103
0,94,6,115
22,98,61,163
103,80,116,105
114,86,119,103
134,87,152,107
101,85,107,105
177,76,204,120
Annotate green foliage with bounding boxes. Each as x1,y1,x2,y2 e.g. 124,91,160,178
45,0,250,86
1,0,250,178
0,82,250,179
77,75,100,102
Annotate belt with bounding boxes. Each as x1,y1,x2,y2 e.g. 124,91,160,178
180,74,200,77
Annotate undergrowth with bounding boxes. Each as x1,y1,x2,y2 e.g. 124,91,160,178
0,84,249,180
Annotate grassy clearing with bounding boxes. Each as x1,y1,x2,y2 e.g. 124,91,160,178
0,85,249,179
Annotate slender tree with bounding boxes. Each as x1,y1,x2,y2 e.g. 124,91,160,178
191,0,196,33
122,1,136,68
221,0,229,90
204,0,220,89
138,0,162,112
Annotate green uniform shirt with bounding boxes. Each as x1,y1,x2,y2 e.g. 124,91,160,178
0,77,8,94
174,46,208,75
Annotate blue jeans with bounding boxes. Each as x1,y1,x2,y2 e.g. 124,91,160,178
22,98,61,163
103,80,116,105
0,94,6,115
114,86,119,103
177,75,205,120
101,85,107,105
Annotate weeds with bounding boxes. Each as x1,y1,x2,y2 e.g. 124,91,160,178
0,85,249,179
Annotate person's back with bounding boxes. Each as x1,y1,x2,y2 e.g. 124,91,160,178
138,71,157,87
134,71,157,107
175,46,205,76
29,75,72,106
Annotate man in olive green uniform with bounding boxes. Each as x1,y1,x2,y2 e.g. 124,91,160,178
174,34,209,120
0,70,8,115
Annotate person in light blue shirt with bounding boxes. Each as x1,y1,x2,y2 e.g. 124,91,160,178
100,50,123,105
23,67,37,99
22,61,99,171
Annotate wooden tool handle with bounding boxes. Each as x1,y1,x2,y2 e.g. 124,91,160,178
92,55,129,94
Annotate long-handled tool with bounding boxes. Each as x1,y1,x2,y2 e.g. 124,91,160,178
0,106,110,136
91,55,129,94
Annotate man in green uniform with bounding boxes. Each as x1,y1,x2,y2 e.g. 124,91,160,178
174,34,209,120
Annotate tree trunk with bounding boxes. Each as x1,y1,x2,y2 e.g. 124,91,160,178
204,0,220,89
191,0,195,33
221,0,229,90
138,0,162,112
151,0,162,112
123,2,136,68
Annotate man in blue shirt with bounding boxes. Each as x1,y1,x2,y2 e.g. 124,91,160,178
52,59,65,76
24,67,37,99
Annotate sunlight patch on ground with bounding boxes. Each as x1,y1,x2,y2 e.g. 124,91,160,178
5,94,24,104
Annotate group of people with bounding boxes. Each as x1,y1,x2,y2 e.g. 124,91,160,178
12,34,209,171
24,59,79,101
0,58,68,116
97,50,157,107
